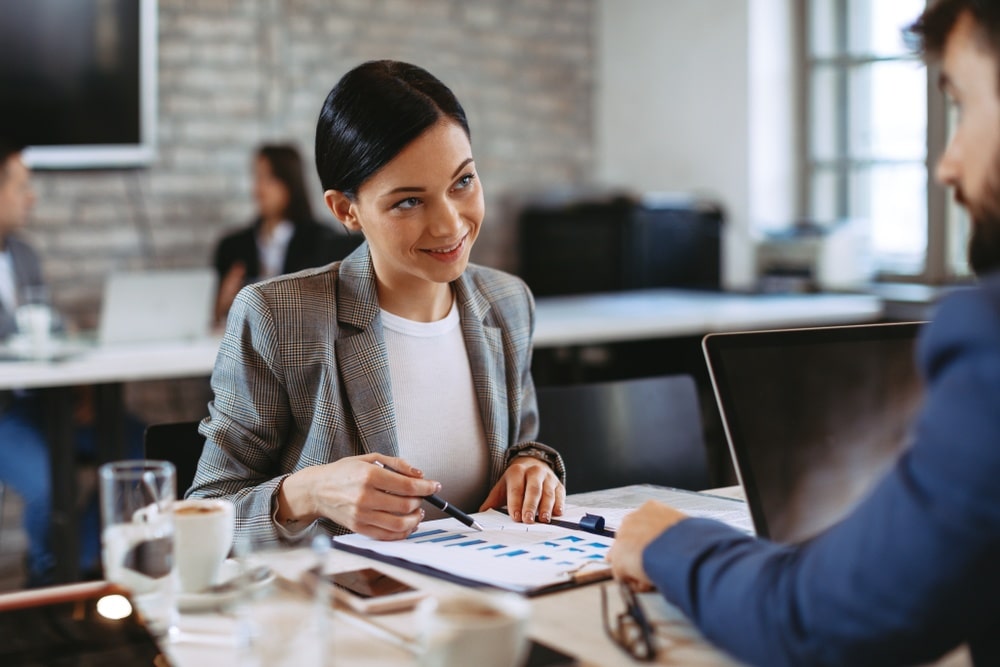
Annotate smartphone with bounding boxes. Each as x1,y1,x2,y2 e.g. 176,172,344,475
327,567,427,614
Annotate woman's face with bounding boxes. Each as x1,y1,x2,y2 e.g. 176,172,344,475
253,155,290,221
327,120,484,295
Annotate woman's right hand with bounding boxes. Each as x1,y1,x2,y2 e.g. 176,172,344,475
276,454,440,540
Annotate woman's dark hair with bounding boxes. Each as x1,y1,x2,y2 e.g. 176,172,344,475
257,143,314,224
315,60,470,198
909,0,1000,68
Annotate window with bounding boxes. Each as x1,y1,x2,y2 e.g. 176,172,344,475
805,0,963,281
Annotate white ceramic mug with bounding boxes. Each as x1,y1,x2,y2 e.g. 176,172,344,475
418,591,531,667
173,498,235,593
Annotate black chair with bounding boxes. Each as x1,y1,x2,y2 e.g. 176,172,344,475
535,374,711,494
143,421,206,497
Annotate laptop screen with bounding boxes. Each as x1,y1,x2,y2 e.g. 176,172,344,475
703,322,925,544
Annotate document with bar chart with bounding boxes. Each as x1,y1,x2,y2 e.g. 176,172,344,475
333,509,614,595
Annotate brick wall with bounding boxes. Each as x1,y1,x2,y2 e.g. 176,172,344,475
26,0,596,329
20,0,595,422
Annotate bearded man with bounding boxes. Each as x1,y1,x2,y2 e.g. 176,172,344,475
609,2,1000,665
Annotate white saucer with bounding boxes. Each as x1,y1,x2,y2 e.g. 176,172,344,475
177,559,275,612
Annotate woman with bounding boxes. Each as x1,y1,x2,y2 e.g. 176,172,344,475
211,143,360,325
190,61,566,545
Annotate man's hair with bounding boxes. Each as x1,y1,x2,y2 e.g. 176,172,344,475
909,0,1000,62
0,140,26,185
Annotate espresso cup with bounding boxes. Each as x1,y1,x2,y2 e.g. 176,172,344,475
418,592,531,667
173,498,235,593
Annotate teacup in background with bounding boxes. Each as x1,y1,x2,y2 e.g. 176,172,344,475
173,498,235,593
418,591,531,667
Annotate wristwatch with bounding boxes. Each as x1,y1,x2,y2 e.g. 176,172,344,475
513,447,558,469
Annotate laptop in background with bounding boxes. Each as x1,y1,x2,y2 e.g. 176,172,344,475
703,322,925,544
98,269,216,345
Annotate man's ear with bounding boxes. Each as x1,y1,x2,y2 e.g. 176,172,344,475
324,190,362,232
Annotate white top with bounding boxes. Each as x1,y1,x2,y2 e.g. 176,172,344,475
0,249,16,315
381,301,490,517
256,220,294,279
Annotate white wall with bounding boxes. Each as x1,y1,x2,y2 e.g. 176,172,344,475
596,0,797,290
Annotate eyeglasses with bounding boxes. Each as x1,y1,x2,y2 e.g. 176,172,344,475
601,582,658,662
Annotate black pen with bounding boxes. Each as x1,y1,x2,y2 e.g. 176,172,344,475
373,460,485,532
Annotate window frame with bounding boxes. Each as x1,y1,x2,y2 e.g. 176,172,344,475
800,0,954,284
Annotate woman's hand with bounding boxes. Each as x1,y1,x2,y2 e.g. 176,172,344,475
276,454,441,540
479,457,565,524
607,501,688,590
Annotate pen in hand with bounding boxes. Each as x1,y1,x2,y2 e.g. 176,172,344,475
373,460,485,532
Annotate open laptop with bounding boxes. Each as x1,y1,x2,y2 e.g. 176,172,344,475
98,268,216,345
703,321,925,544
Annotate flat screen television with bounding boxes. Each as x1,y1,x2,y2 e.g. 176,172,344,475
0,0,157,169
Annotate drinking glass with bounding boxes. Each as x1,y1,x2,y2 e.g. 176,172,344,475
99,460,178,639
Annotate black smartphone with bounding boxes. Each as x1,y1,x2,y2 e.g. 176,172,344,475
0,582,170,667
327,567,427,614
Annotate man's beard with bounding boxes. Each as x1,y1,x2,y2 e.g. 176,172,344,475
958,155,1000,276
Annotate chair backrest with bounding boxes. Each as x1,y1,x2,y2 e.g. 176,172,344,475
143,421,206,497
535,374,710,494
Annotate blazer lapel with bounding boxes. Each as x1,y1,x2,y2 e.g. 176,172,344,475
334,246,400,458
455,274,509,486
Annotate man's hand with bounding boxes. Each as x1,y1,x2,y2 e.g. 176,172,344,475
608,501,688,590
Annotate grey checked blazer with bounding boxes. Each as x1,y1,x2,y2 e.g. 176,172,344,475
190,243,565,545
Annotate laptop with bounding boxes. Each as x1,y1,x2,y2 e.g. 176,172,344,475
98,268,217,345
703,322,925,544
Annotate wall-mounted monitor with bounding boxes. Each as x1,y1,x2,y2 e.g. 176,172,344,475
0,0,157,170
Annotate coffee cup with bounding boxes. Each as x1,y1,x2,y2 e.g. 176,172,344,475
173,498,235,593
418,591,531,667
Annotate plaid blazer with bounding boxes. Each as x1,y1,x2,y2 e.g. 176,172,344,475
190,243,565,545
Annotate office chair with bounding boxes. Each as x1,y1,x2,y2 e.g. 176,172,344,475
143,421,207,497
535,374,711,494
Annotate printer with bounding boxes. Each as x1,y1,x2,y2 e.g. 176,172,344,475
755,219,875,293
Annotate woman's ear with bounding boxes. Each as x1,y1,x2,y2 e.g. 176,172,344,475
324,190,361,232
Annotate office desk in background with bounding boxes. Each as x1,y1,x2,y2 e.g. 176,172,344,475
533,289,883,348
0,337,220,582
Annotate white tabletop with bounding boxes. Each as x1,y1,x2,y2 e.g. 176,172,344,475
0,336,221,390
0,290,883,390
532,289,883,347
163,488,746,667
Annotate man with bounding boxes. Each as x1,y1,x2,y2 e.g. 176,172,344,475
608,2,1000,665
0,140,54,585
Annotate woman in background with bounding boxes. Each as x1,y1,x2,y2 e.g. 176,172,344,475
191,60,565,545
212,143,359,325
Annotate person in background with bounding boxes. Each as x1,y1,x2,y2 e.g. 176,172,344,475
608,2,1000,665
212,143,360,325
190,60,566,545
0,139,53,585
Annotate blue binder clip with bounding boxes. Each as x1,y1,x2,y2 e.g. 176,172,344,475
579,513,606,535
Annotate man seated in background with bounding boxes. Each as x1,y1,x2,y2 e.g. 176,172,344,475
0,139,54,585
0,139,140,586
609,1,1000,665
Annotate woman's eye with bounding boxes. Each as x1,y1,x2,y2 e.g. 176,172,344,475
394,197,421,210
454,173,475,190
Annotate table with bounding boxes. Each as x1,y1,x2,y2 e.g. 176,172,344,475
532,290,883,348
167,485,748,667
0,337,221,582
